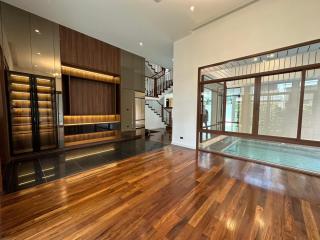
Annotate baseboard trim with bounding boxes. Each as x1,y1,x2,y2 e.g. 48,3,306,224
171,141,196,150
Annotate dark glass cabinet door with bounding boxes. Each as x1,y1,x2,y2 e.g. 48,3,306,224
35,77,57,150
7,71,57,155
8,73,34,154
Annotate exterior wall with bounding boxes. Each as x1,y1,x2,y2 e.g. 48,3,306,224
173,0,320,149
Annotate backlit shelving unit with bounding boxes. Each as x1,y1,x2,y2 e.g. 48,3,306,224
7,72,58,155
8,74,33,154
36,77,57,151
62,66,121,147
63,115,121,146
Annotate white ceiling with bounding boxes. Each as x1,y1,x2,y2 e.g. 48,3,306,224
3,0,257,68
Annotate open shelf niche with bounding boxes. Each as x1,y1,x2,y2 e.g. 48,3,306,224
61,66,121,147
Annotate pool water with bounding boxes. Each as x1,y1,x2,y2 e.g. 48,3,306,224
213,138,320,174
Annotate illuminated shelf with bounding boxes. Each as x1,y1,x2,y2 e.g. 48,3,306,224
10,75,29,84
11,82,29,87
10,98,30,101
64,121,120,127
12,131,33,136
12,116,32,119
12,123,32,126
10,87,30,92
12,114,32,117
39,130,56,134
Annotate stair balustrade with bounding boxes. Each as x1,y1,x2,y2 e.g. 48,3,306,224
146,99,172,127
145,60,162,76
145,70,173,98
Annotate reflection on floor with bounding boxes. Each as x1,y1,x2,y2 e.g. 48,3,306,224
4,138,166,193
146,128,172,145
1,147,319,239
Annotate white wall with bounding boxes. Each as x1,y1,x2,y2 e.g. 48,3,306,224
145,106,166,130
172,0,320,149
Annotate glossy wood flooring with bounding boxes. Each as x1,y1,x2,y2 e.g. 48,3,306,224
1,146,320,239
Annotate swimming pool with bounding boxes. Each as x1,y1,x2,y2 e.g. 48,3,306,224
204,136,320,175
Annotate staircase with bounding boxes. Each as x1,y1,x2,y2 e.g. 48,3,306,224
145,61,173,129
145,60,162,76
146,99,172,128
145,61,173,98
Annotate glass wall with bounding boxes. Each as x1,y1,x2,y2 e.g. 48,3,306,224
198,41,320,174
258,72,301,138
301,69,320,141
225,79,254,134
198,40,320,150
201,83,224,131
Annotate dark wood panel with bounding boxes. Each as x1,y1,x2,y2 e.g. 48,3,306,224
0,46,10,192
59,25,120,76
1,146,320,239
69,77,117,115
252,77,261,135
297,70,306,140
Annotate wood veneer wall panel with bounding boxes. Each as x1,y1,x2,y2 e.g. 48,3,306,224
59,25,120,76
69,77,117,115
0,47,10,192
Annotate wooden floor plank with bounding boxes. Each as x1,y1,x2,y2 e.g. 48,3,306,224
0,145,320,239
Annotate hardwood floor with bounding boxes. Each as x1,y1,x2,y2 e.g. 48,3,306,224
1,145,320,239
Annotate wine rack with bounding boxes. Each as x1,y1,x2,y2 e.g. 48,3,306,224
36,77,57,151
7,72,58,155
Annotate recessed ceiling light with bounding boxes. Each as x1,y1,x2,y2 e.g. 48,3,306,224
190,6,195,12
139,42,143,47
34,29,40,34
36,52,41,55
253,57,258,62
268,53,275,58
34,64,38,68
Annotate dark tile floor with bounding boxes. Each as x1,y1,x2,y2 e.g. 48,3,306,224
4,138,167,193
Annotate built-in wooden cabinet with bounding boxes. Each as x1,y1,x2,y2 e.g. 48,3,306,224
121,88,135,131
59,26,120,76
120,50,145,132
0,1,145,162
1,2,61,78
134,57,145,92
120,50,145,92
